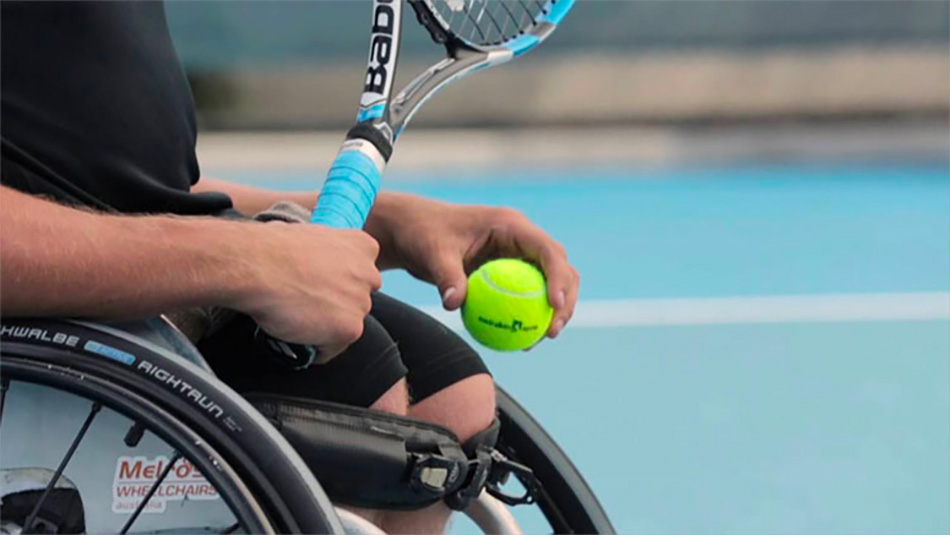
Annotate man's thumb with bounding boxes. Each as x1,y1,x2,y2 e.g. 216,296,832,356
433,255,468,310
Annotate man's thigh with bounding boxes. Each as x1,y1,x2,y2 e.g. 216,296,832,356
197,292,490,407
198,310,406,407
369,292,490,404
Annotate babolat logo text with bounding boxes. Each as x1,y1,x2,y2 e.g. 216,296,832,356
138,360,224,420
365,0,395,94
477,317,539,333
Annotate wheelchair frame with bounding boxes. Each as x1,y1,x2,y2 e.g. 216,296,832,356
0,317,613,534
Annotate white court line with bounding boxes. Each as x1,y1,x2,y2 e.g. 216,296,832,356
420,292,950,330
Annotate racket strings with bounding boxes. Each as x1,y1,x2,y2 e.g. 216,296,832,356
429,0,548,47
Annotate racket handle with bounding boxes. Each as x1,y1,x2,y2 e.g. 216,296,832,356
310,143,386,229
252,326,320,370
254,136,388,368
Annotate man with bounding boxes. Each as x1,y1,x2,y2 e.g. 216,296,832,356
0,2,578,532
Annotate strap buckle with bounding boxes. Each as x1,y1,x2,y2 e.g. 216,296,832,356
410,454,463,495
444,447,493,510
485,450,541,506
442,446,542,510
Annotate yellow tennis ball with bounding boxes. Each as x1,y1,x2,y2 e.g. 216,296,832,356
462,259,554,351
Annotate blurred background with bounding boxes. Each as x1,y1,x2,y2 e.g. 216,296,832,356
167,1,949,534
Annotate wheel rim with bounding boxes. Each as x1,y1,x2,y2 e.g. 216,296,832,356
1,356,273,534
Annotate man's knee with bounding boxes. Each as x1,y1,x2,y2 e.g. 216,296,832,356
410,373,496,442
451,373,496,439
370,378,410,416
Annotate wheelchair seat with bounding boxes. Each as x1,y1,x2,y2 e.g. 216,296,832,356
78,316,215,373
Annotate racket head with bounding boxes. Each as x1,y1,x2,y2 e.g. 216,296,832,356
411,0,574,55
389,0,574,133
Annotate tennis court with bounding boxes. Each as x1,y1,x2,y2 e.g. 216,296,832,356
177,4,949,529
216,159,950,534
2,1,947,533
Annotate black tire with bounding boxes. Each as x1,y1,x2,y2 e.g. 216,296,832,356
1,318,343,535
496,386,615,534
2,355,273,534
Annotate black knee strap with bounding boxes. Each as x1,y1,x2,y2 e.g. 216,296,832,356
247,394,534,511
248,393,506,510
462,418,501,457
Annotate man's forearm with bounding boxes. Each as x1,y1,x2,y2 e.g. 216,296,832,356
0,187,257,318
193,177,317,216
194,177,406,270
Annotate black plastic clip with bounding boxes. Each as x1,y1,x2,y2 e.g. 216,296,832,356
485,450,541,506
410,453,461,495
444,447,492,510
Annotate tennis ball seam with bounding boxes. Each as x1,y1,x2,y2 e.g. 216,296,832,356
479,269,545,299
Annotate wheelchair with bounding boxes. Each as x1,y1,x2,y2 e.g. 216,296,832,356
0,315,613,534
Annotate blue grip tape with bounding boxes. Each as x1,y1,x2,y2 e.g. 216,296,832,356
310,150,381,229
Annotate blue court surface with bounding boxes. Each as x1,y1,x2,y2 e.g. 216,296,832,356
225,162,949,534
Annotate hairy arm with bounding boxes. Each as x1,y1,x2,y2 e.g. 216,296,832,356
192,177,317,216
187,178,578,338
192,177,400,268
0,186,381,351
0,186,257,318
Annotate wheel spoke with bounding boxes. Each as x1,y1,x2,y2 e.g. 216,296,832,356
2,355,289,534
119,450,182,534
124,421,146,447
0,378,9,427
22,401,101,533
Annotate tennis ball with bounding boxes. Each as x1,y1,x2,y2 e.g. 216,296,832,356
462,259,553,351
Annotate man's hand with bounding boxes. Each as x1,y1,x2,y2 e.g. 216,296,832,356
234,223,382,358
366,192,578,339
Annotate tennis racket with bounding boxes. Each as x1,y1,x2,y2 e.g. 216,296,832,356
256,0,575,367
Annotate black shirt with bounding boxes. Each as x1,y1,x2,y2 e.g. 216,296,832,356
1,1,231,215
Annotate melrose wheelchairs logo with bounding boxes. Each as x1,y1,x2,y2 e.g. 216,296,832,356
112,456,219,513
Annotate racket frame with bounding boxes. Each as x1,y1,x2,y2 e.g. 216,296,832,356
360,0,574,144
310,0,575,228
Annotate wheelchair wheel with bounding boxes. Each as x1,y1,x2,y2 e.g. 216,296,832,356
495,386,615,534
1,319,343,534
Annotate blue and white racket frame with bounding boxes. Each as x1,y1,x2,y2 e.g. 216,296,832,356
256,0,576,366
311,0,576,229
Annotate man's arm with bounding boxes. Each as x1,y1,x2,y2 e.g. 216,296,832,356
0,186,255,317
0,186,381,355
192,177,317,216
187,179,579,339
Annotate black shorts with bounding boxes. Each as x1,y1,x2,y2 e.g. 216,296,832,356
198,293,490,407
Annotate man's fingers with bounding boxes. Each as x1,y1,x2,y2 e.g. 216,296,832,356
505,224,577,338
549,265,579,338
431,251,468,310
350,229,380,259
539,247,577,338
536,244,568,297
